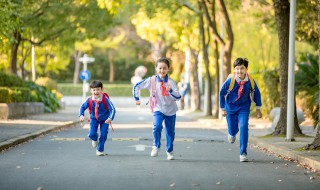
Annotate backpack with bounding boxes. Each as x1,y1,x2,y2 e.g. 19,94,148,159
88,92,110,114
148,75,157,112
147,75,171,112
226,73,255,102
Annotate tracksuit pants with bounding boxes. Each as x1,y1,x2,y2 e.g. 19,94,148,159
226,108,250,155
153,111,176,153
88,119,109,152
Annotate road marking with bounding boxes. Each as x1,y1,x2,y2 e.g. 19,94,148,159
112,138,139,141
128,144,152,151
51,138,85,141
175,138,193,142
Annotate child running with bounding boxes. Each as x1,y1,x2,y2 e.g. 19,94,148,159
133,58,181,160
219,58,262,162
79,80,116,156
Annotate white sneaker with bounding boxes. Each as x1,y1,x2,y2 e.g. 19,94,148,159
151,147,159,157
228,134,236,144
240,153,248,162
167,152,174,160
96,150,104,156
92,140,98,148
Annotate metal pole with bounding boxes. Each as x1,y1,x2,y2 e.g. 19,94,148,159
286,0,296,141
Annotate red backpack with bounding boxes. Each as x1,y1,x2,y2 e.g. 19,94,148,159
88,92,110,114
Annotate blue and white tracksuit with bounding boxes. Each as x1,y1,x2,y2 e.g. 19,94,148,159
79,95,116,152
219,75,262,156
133,75,181,153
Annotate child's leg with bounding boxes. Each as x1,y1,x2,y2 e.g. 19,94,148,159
97,122,109,152
226,113,239,137
153,111,164,149
238,110,250,155
164,114,176,153
88,119,99,141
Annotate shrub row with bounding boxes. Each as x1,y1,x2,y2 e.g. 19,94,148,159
0,71,60,112
58,83,150,97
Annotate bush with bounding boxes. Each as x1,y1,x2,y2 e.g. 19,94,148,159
8,87,31,103
35,77,58,90
0,71,26,87
0,87,9,103
57,83,149,97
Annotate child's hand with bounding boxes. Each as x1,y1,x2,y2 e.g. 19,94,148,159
166,85,171,92
256,109,262,119
80,116,84,122
221,110,227,117
105,119,111,124
136,100,141,105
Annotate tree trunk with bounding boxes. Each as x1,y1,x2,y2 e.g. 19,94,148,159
190,48,201,111
214,40,220,118
108,52,115,83
272,0,302,136
199,1,212,116
10,31,21,75
151,39,167,61
216,0,233,80
305,0,320,150
73,50,82,85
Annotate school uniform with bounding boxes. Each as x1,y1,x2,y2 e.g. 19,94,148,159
133,75,181,153
79,95,116,152
219,74,262,155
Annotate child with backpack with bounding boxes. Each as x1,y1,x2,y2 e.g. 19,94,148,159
219,58,262,162
133,58,181,160
79,80,116,156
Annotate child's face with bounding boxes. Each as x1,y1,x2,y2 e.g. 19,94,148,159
234,64,247,80
90,87,103,99
156,62,169,79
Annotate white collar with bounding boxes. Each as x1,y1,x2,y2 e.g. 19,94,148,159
91,94,102,101
235,74,248,82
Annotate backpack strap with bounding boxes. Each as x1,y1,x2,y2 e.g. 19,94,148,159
227,73,235,95
151,75,156,96
101,93,109,111
88,97,93,114
88,93,109,114
247,73,255,91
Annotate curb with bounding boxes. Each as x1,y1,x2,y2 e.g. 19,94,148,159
0,121,80,152
249,137,320,171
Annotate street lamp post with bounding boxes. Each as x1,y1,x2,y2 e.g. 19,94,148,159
79,54,95,102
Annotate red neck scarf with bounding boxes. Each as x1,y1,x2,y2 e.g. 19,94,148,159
94,100,100,120
234,81,247,102
160,82,169,96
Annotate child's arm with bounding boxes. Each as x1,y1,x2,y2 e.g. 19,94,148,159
219,78,231,114
133,77,151,103
167,79,181,101
106,98,116,122
79,98,90,121
253,80,262,119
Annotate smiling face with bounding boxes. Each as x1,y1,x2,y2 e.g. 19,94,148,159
234,64,247,80
90,87,103,99
156,61,169,79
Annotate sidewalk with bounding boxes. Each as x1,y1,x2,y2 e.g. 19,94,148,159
0,102,319,172
180,110,320,171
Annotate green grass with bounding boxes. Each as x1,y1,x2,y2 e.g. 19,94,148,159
258,133,313,139
57,83,150,97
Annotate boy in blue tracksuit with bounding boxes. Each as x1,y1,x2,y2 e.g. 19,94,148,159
79,80,116,156
133,58,181,160
219,58,262,162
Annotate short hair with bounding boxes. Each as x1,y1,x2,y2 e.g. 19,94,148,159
233,58,249,68
156,58,170,68
89,80,103,88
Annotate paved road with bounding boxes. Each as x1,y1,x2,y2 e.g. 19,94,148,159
0,105,319,190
